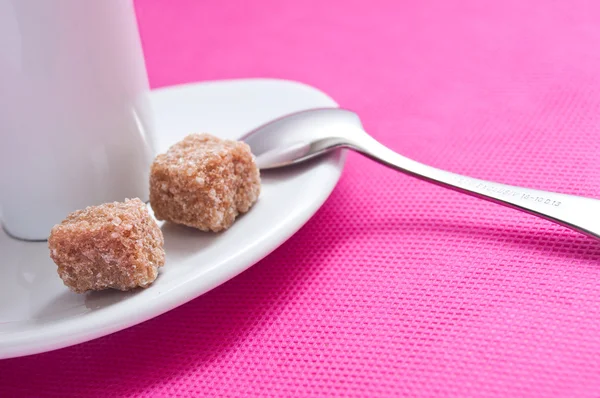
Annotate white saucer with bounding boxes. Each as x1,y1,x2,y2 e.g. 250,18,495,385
0,78,345,359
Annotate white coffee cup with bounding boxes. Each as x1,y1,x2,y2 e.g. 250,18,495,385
0,0,156,240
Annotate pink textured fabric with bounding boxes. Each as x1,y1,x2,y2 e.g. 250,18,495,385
3,0,600,396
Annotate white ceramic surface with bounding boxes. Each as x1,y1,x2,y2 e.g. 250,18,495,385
0,0,155,240
0,78,345,359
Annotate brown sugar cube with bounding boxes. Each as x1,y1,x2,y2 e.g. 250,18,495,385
48,198,165,293
150,133,261,232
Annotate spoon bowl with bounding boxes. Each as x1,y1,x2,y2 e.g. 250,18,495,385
241,108,363,169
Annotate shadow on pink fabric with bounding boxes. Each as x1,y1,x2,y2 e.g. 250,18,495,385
2,0,600,396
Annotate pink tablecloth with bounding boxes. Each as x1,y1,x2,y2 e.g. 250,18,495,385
3,0,600,396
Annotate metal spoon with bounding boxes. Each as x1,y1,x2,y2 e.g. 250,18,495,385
241,108,600,240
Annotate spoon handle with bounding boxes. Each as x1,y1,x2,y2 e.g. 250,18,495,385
349,133,600,240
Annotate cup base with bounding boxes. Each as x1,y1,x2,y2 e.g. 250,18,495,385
1,223,48,242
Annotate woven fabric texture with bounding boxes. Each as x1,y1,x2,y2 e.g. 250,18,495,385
3,0,600,396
